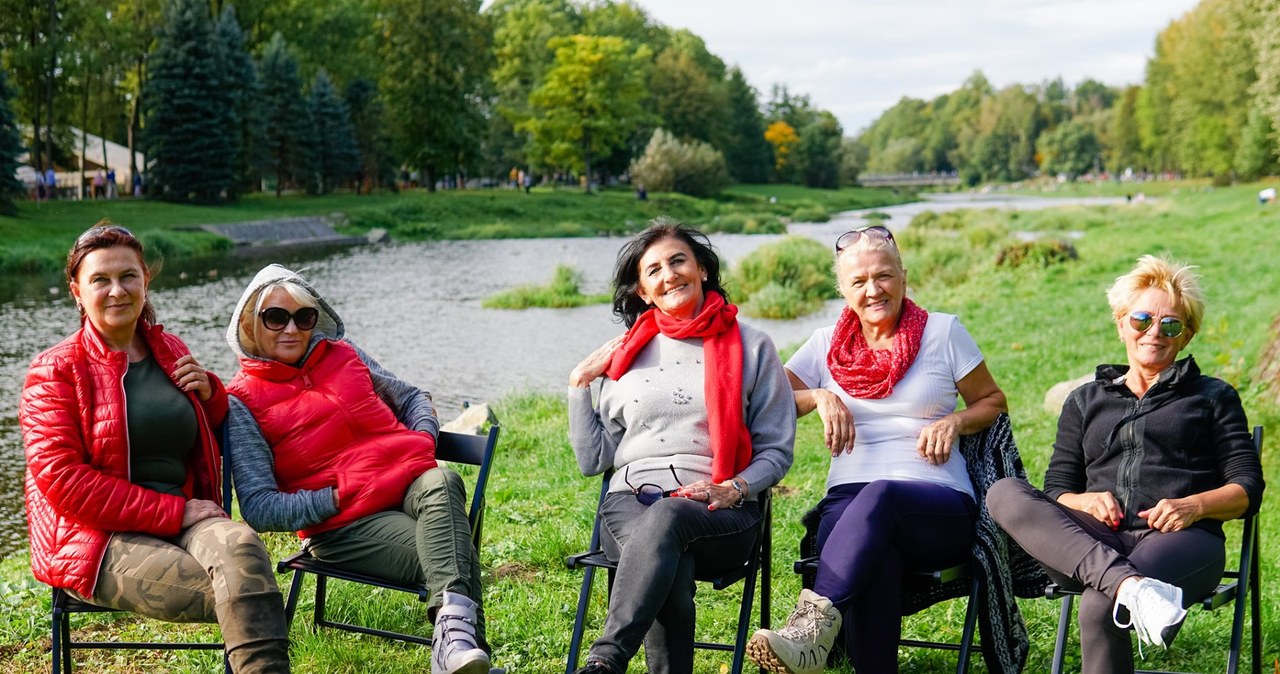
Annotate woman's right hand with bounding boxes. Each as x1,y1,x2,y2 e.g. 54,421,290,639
811,389,855,455
181,499,228,529
569,335,625,388
1057,491,1122,529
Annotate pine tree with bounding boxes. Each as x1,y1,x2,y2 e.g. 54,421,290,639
259,33,313,196
345,78,397,193
216,4,262,196
721,67,772,183
309,70,360,194
0,66,25,215
144,0,237,202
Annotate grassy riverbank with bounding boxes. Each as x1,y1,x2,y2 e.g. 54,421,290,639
0,184,913,277
2,183,1278,672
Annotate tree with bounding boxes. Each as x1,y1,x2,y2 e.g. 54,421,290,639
0,66,25,214
520,34,652,191
1038,119,1101,179
216,4,261,196
380,0,492,190
308,69,360,194
1108,85,1144,173
1234,104,1278,179
720,66,772,183
764,120,799,181
649,45,723,145
839,137,867,186
258,32,313,195
345,77,396,193
629,128,729,197
796,111,843,188
1254,0,1280,167
144,0,237,202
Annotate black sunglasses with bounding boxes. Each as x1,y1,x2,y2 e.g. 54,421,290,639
1128,311,1184,338
835,225,895,252
76,224,135,245
624,464,683,506
259,306,320,332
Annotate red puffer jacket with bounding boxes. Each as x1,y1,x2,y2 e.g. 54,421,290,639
21,322,228,597
228,339,437,538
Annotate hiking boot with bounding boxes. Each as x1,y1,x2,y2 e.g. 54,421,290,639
571,661,616,674
746,589,841,674
1113,576,1188,650
431,591,490,674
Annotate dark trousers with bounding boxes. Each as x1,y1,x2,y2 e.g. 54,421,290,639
814,480,977,674
588,493,761,674
987,478,1225,674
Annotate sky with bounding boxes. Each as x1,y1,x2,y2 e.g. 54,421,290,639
626,0,1203,134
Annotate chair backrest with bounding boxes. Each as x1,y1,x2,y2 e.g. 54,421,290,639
435,425,501,549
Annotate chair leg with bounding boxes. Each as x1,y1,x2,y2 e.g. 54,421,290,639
1250,541,1262,674
955,576,981,674
51,605,63,674
731,562,759,674
282,569,305,630
313,574,328,630
1051,594,1074,674
565,565,598,674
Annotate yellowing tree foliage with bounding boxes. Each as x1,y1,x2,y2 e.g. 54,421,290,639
764,120,797,171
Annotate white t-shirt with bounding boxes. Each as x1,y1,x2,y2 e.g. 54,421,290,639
786,313,984,498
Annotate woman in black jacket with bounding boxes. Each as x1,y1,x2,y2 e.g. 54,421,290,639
987,254,1263,674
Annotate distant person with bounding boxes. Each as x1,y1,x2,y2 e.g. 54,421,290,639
35,169,47,201
523,171,532,194
107,167,118,199
987,255,1264,674
93,171,106,199
20,223,290,673
635,184,647,201
44,167,56,200
1259,187,1276,205
132,172,143,197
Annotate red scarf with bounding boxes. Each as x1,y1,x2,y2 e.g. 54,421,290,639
827,298,928,399
606,292,751,483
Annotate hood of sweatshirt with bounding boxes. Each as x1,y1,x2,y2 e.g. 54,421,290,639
225,263,344,366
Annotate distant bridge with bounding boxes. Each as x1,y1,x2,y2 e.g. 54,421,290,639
858,173,961,187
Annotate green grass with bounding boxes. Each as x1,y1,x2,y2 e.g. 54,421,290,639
729,235,838,319
2,182,1279,672
482,265,611,309
0,185,914,278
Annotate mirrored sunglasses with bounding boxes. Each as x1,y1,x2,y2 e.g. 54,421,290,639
1128,311,1184,338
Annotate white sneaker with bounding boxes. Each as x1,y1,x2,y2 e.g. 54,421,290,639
746,589,841,674
1113,577,1188,651
431,591,491,674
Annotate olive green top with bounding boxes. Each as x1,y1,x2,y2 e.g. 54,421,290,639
125,354,197,497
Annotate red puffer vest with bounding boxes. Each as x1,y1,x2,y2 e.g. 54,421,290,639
21,322,227,597
228,340,437,538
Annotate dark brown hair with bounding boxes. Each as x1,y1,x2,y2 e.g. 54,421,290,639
611,217,727,327
66,219,157,326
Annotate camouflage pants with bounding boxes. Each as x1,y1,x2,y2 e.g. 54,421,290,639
72,517,280,623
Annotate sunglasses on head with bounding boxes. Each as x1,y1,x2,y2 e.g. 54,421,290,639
259,306,319,332
76,224,135,245
624,464,683,506
835,225,894,252
1128,311,1184,338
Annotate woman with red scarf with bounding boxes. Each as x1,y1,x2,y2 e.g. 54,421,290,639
567,219,796,674
747,226,1008,674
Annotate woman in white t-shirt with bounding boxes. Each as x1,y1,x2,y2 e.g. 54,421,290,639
747,226,1008,674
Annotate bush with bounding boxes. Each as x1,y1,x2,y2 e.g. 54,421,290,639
703,212,785,234
729,235,835,318
995,239,1078,268
629,129,731,198
789,206,829,223
483,264,611,309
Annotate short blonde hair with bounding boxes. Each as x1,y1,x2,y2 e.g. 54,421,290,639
238,280,317,358
1106,254,1204,340
833,233,904,287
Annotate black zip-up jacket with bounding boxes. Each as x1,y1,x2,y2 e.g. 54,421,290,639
1043,355,1264,537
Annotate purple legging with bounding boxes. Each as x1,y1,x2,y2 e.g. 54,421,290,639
814,480,977,674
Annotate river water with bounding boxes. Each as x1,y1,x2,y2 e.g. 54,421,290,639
0,193,1124,559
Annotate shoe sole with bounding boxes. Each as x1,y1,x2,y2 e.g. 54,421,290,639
438,657,491,674
746,635,809,674
1156,613,1188,649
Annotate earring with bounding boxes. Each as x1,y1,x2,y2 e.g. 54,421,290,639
702,274,707,282
75,301,83,313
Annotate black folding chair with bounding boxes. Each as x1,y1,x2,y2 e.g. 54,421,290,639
49,426,236,674
564,473,772,674
1044,425,1264,674
277,424,500,645
792,509,981,673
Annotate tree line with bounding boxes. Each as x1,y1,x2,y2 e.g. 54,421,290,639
854,0,1280,185
0,0,851,206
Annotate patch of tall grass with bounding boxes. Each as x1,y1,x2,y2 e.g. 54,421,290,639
728,236,836,319
483,265,611,309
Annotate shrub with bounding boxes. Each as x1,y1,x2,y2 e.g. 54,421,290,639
995,239,1079,268
789,206,829,223
629,129,731,198
729,235,835,318
483,264,611,309
704,212,785,234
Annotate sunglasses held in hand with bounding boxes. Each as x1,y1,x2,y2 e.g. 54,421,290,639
624,464,683,506
259,307,319,332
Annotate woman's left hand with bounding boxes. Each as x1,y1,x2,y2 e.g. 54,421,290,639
172,354,213,402
674,479,742,511
1139,497,1202,532
916,415,960,466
